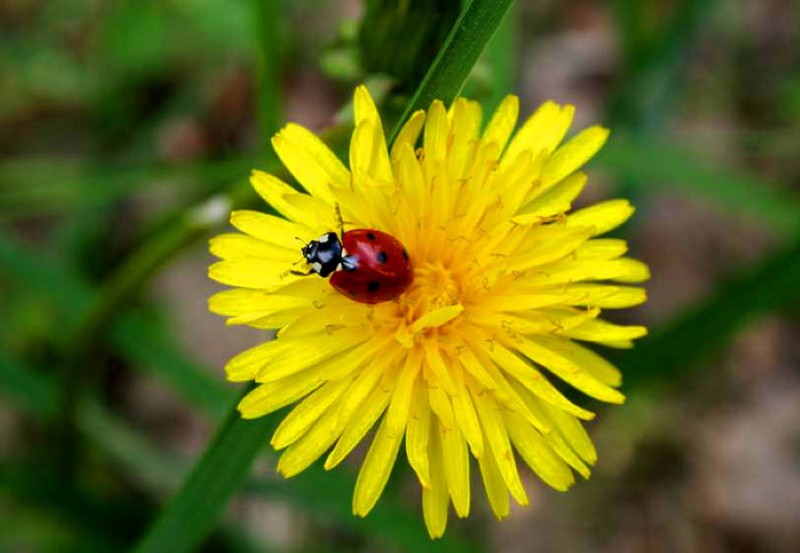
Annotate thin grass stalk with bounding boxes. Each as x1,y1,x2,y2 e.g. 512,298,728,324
388,0,515,144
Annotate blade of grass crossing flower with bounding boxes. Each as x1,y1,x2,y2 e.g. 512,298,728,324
389,0,515,145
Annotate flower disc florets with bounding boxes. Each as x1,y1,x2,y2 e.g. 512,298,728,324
208,85,649,538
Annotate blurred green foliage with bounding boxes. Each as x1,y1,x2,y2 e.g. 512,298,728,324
1,0,799,551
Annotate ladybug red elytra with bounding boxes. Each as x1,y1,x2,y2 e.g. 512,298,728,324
299,229,413,304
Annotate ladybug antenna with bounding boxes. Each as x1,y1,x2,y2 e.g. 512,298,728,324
294,236,310,255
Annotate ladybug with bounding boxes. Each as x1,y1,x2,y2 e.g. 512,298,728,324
299,229,413,304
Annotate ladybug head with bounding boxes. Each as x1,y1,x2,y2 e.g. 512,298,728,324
301,232,343,278
300,240,319,263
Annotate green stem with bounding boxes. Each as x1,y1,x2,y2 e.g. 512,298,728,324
388,0,516,144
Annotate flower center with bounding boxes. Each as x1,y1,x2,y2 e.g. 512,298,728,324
392,261,466,347
410,262,462,311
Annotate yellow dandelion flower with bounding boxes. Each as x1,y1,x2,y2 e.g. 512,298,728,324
208,85,649,538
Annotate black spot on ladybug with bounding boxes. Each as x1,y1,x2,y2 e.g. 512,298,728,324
367,281,380,293
402,249,409,261
376,251,388,264
366,232,376,241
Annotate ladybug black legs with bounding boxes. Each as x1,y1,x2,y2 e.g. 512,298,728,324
289,254,317,277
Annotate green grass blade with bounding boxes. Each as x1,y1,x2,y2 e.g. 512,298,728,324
389,0,515,144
